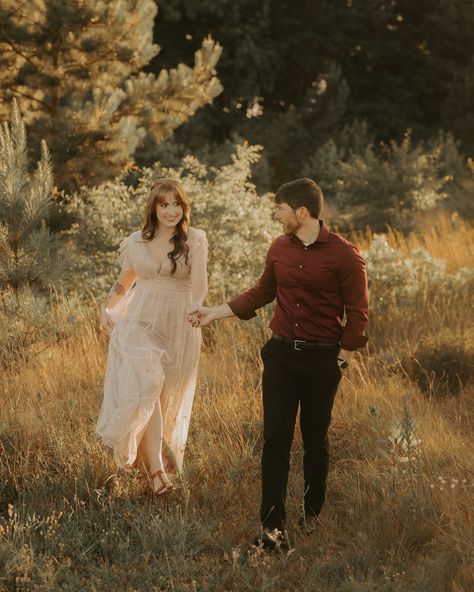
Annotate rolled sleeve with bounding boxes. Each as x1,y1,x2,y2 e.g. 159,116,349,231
228,298,258,320
339,245,369,351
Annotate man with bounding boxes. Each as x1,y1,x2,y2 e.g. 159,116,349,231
188,178,368,549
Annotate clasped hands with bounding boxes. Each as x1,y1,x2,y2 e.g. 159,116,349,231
102,304,212,332
186,305,212,328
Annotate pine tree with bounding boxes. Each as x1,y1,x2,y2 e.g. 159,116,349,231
0,1,222,190
0,100,58,294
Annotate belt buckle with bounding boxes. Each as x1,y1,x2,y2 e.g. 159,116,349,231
294,339,305,351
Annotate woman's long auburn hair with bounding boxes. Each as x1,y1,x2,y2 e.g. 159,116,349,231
141,179,191,274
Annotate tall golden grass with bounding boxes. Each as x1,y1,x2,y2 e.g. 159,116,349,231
0,213,472,591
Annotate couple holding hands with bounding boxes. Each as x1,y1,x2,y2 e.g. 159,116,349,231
96,177,368,550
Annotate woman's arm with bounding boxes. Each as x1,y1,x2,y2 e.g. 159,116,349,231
190,231,209,306
100,268,136,332
104,268,137,310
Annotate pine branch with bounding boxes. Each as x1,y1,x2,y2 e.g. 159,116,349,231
0,2,222,189
8,88,50,111
0,101,57,292
0,28,38,69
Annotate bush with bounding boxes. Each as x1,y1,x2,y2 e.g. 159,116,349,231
63,143,279,301
446,159,474,221
0,288,92,369
303,129,470,231
361,234,474,315
409,334,473,397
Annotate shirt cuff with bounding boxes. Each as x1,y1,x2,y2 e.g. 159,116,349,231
228,299,257,320
339,334,369,351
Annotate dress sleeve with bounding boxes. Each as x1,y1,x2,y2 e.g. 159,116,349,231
189,229,208,304
118,235,134,272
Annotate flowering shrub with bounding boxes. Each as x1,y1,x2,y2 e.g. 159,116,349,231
362,234,474,315
63,143,279,301
303,131,467,231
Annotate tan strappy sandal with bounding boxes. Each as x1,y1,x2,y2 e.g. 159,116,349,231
162,441,178,476
151,469,174,496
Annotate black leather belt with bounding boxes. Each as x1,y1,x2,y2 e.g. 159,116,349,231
271,333,339,351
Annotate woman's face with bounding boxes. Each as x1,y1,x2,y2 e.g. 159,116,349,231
155,193,184,229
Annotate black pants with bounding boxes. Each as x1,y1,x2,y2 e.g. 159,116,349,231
260,337,342,530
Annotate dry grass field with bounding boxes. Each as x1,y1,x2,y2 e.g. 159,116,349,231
1,214,473,591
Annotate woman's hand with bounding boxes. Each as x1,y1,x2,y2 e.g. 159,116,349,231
100,306,115,333
186,304,203,328
186,305,217,327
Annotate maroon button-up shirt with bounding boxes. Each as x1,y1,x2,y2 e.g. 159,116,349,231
228,221,368,351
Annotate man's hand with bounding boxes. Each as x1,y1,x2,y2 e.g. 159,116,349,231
338,348,354,362
187,303,235,328
337,348,354,369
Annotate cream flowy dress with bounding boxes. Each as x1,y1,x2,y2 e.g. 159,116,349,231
96,227,208,473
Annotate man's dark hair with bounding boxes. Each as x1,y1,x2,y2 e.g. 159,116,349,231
275,178,323,218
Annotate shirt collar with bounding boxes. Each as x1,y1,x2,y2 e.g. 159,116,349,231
290,220,330,245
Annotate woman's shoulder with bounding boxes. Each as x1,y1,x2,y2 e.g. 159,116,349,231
128,230,143,241
118,230,142,253
122,230,143,245
187,226,207,242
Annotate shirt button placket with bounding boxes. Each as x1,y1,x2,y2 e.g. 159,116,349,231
294,249,306,333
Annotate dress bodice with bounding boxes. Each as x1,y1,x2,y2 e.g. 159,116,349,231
117,227,208,304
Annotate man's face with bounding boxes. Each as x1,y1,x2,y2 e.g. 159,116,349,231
274,202,301,235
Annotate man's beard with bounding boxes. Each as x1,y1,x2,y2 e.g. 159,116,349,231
282,218,301,235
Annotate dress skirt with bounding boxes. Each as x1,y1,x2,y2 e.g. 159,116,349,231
96,277,202,472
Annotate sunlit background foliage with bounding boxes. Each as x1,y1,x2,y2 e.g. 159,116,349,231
0,1,473,590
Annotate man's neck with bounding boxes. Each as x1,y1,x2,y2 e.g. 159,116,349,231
295,219,321,245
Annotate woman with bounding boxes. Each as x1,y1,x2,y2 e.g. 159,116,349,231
96,178,208,495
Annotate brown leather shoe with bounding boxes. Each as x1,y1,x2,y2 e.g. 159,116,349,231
298,513,319,533
254,527,289,551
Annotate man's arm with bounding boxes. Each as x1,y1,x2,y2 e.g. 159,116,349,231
188,241,277,327
338,244,369,359
187,303,234,327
